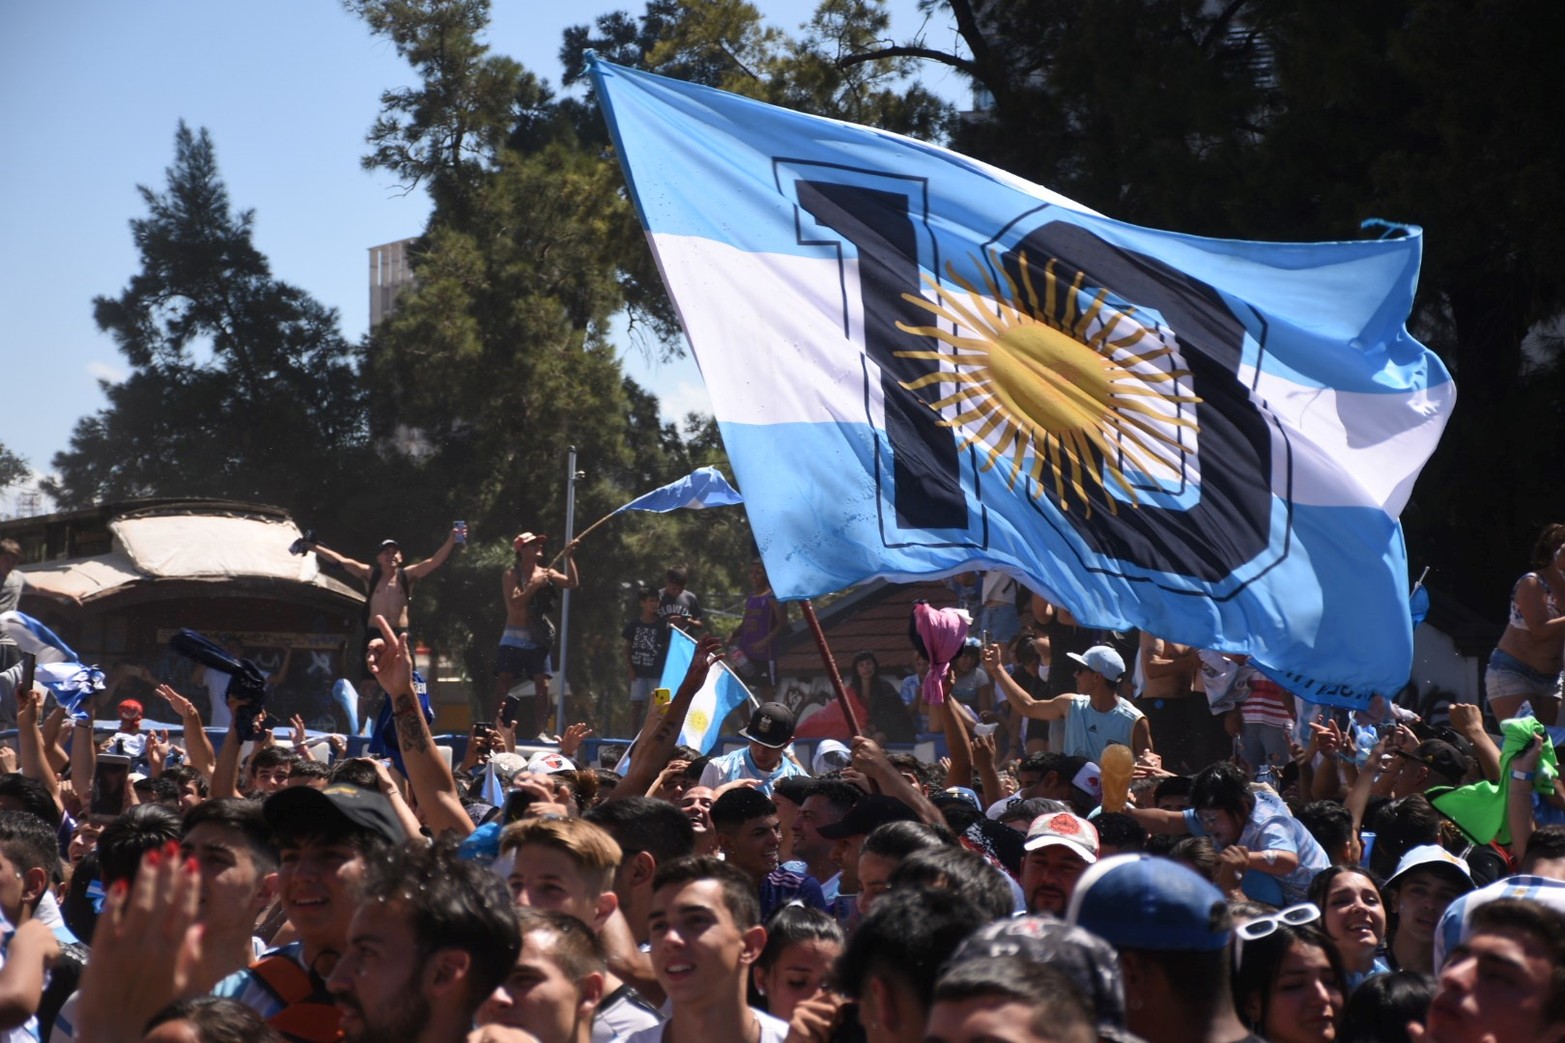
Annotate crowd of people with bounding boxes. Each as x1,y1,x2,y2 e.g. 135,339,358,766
0,523,1563,1043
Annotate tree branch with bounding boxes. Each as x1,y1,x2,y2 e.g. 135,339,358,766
838,45,979,79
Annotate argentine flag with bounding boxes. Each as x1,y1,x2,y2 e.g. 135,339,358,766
592,58,1453,710
658,628,754,754
615,467,744,514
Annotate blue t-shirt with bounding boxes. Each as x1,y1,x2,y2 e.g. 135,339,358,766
1184,789,1329,904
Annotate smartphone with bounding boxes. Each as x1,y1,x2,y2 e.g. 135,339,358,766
503,789,537,823
18,653,34,703
652,687,672,713
454,520,468,546
982,629,991,648
92,754,131,820
499,696,520,728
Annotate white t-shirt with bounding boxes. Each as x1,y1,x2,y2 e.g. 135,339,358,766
620,1008,790,1043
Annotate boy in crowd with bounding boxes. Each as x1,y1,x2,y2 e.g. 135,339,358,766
709,789,826,921
476,909,608,1043
213,783,401,1042
498,816,662,1042
622,587,668,736
180,799,279,991
620,856,787,1043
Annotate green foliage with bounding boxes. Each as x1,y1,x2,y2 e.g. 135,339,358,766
44,124,375,527
0,444,27,493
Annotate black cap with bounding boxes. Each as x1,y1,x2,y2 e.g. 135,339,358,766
773,776,816,807
740,702,796,749
815,795,920,840
1399,739,1470,786
378,539,401,551
264,783,403,845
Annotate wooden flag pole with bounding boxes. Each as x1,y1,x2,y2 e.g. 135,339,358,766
799,599,863,737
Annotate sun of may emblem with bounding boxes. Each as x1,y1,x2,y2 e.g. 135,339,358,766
894,252,1202,517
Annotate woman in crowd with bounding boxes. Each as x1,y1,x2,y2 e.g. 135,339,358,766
851,651,915,745
1231,905,1347,1043
1309,865,1391,991
752,905,843,1023
1486,522,1565,724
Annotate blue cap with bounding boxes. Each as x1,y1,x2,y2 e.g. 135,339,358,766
1067,645,1126,683
1067,854,1232,952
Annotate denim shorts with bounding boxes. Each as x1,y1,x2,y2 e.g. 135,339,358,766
1485,647,1562,704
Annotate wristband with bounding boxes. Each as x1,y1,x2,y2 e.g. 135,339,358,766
1512,769,1537,783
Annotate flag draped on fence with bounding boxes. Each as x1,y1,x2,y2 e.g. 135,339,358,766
658,628,754,754
591,57,1453,709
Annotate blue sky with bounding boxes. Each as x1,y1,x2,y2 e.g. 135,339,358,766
0,1,968,516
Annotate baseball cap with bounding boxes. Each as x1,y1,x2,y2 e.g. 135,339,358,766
377,538,401,551
1385,844,1474,893
1067,854,1234,952
815,795,920,840
512,532,548,551
1397,740,1470,786
1024,811,1100,862
1067,645,1126,683
740,702,797,749
264,782,403,846
951,917,1130,1040
526,751,576,774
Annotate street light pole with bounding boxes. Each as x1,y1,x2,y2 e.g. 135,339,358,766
556,446,581,735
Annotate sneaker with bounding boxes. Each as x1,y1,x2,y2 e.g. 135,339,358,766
536,731,561,745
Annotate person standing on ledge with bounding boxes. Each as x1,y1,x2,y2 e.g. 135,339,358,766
494,531,580,741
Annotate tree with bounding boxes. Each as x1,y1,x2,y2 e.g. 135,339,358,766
0,444,27,493
840,0,1565,613
44,124,375,528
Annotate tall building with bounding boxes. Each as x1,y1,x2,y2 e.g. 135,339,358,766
368,238,417,327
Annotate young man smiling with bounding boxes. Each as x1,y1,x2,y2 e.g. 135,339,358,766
497,816,662,1043
621,856,789,1043
476,909,608,1043
212,782,401,1042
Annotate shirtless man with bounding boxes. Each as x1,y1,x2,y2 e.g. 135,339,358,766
307,529,458,702
1137,634,1214,775
493,532,580,739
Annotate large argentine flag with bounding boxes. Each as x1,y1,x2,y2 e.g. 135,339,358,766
592,59,1453,709
658,628,754,754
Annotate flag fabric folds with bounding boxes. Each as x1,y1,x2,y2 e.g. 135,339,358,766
591,57,1453,710
613,466,744,514
657,628,754,754
0,611,80,664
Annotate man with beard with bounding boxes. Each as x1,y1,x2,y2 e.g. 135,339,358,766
1020,812,1100,916
326,840,520,1043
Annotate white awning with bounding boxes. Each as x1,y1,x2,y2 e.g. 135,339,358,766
19,513,362,605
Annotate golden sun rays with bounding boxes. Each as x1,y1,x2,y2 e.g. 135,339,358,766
894,252,1202,517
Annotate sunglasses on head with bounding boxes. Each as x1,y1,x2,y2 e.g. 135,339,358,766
1234,903,1321,968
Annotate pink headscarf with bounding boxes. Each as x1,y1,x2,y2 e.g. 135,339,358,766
913,602,971,706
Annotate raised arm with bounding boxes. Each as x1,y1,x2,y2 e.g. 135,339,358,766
153,685,216,780
549,538,581,591
367,614,473,837
16,686,61,813
982,644,1071,720
210,699,248,800
308,541,371,582
403,528,460,580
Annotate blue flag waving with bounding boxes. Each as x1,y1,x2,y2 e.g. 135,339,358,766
614,467,744,514
591,59,1452,709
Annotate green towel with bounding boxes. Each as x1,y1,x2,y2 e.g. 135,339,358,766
1429,717,1558,846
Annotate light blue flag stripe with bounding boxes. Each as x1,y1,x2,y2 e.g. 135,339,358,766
657,628,753,754
591,58,1453,710
614,466,744,514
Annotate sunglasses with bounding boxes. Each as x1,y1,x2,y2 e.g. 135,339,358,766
1234,903,1321,968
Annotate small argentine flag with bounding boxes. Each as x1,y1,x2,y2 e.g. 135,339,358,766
613,467,743,515
658,628,754,755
